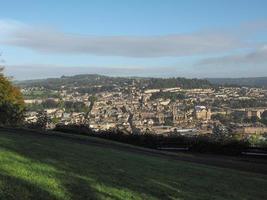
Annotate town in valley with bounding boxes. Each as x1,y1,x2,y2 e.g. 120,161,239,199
19,74,267,142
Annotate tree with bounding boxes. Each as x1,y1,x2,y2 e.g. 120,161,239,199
212,124,231,140
0,64,25,125
243,116,260,124
64,101,87,113
42,99,58,108
35,111,50,130
261,111,267,120
260,110,267,125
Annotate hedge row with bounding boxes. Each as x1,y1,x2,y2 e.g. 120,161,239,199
53,124,251,156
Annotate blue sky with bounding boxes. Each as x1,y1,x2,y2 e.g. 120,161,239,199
0,0,267,79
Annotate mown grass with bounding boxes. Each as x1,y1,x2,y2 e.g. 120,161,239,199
0,130,267,200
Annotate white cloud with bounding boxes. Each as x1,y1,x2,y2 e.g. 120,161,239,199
0,19,244,58
198,45,267,66
2,19,267,79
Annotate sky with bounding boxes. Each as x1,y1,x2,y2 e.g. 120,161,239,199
0,0,267,80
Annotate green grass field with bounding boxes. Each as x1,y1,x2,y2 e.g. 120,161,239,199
0,130,267,200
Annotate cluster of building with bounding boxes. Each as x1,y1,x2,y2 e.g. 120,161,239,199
23,83,267,137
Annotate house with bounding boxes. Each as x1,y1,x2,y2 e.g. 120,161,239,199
194,106,211,121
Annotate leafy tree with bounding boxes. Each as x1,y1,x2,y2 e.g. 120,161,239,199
64,101,87,113
0,66,25,125
42,99,59,108
164,117,173,126
150,91,186,101
243,116,260,124
212,124,231,140
261,111,267,120
261,118,267,126
35,111,51,130
88,95,97,112
147,77,212,89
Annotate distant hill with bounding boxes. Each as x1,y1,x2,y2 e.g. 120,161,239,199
207,77,267,88
16,74,212,90
16,75,267,89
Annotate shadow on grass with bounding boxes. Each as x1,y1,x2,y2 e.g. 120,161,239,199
0,132,189,200
0,173,57,200
0,131,266,200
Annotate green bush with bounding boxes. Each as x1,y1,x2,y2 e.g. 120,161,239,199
53,124,250,155
0,71,25,126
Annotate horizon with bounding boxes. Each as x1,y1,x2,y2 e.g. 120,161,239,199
13,72,267,82
1,0,267,79
1,2,267,199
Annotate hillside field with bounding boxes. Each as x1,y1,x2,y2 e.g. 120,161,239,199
0,130,267,200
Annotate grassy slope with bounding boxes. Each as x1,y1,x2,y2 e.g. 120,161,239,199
0,131,267,200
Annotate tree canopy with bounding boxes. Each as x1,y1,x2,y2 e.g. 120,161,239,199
0,67,25,125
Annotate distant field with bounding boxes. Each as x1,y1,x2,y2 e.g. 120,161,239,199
0,130,267,200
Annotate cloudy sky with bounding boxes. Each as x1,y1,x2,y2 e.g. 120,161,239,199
0,0,267,80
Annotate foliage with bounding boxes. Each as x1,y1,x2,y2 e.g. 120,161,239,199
150,91,186,101
36,111,51,129
0,69,25,125
262,111,267,119
164,117,173,126
146,77,212,89
212,112,263,125
0,102,25,125
22,89,60,99
230,98,267,108
26,103,44,111
207,77,267,88
86,95,97,118
76,85,115,94
53,124,252,155
212,124,231,140
213,98,267,109
27,111,51,130
212,113,228,122
64,101,88,113
261,118,267,126
54,124,93,135
17,74,213,91
243,116,260,123
246,134,267,147
51,117,60,124
261,111,267,125
26,99,59,111
42,99,59,108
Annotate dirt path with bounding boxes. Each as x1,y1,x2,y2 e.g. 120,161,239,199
1,127,267,175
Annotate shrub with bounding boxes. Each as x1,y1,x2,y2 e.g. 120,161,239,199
52,124,250,155
0,71,25,126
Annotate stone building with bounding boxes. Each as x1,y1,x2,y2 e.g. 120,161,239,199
246,108,266,119
194,106,211,121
